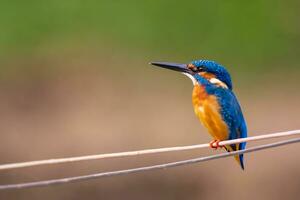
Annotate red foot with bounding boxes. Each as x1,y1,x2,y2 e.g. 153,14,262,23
209,139,224,149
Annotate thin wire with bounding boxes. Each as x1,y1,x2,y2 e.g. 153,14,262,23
0,137,299,190
0,130,299,171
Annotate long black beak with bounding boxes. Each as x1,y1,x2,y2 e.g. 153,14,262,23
150,61,192,74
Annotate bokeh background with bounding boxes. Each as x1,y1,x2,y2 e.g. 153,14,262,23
0,1,300,200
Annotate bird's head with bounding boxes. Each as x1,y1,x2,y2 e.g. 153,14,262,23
151,60,232,90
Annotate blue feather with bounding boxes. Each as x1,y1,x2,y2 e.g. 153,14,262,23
194,72,247,169
214,88,247,169
192,60,233,90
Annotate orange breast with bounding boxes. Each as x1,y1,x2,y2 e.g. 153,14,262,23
192,84,229,140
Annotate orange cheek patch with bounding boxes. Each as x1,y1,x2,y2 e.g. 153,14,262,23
199,72,215,79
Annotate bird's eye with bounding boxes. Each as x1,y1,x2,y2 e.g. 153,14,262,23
197,66,205,72
188,64,205,72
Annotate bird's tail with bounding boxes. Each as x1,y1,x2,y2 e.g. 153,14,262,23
225,143,245,170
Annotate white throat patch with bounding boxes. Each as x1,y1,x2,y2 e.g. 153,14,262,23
182,73,197,85
182,73,229,89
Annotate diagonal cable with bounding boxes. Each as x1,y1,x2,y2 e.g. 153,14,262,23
0,130,299,171
0,137,299,190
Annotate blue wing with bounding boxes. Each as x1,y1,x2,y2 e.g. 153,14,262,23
194,74,247,169
212,87,247,169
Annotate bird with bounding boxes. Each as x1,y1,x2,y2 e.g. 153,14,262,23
150,60,247,169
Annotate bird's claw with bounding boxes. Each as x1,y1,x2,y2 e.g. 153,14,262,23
209,140,224,149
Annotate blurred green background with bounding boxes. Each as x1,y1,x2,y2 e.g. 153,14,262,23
1,1,300,76
0,1,299,200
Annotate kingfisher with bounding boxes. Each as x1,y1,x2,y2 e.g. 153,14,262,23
151,60,247,169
